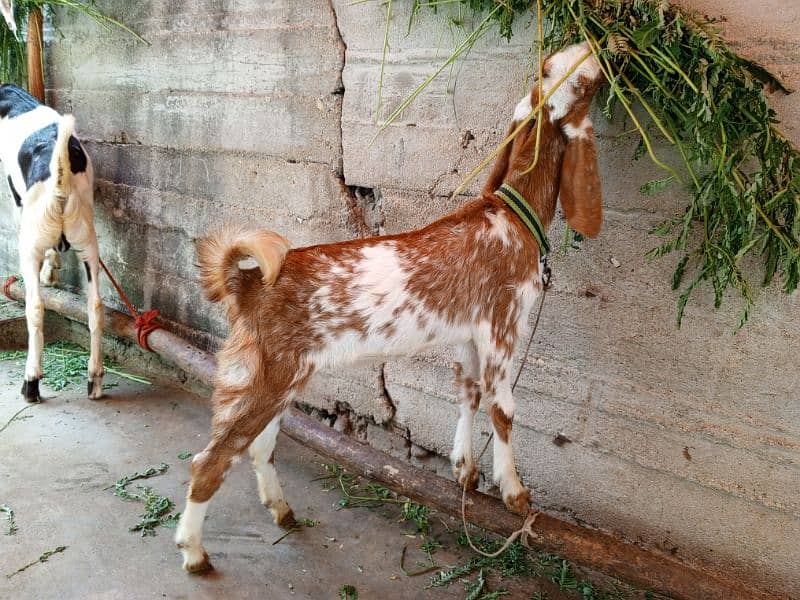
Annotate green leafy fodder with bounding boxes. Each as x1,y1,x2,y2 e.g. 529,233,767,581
0,341,150,391
381,0,800,328
111,463,179,536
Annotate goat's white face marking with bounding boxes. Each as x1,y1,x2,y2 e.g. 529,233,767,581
513,94,533,122
539,41,601,121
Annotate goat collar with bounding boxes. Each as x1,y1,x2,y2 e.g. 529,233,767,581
494,183,551,255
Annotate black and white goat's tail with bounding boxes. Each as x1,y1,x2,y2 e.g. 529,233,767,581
49,114,74,203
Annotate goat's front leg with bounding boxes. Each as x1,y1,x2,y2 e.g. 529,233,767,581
19,248,45,402
450,342,481,491
481,353,530,515
248,413,295,528
81,251,104,399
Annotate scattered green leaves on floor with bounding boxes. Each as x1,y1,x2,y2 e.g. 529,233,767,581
178,451,193,460
0,341,150,392
318,463,651,600
0,504,17,535
110,463,179,536
339,583,358,600
6,545,67,579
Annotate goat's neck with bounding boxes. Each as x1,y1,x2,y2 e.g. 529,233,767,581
501,163,561,234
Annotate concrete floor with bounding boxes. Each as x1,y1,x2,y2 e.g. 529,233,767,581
0,346,620,600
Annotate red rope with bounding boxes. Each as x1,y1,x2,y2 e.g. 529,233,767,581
99,258,162,352
2,275,17,301
4,262,160,352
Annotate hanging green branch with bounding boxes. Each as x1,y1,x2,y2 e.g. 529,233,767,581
1,0,146,86
376,0,799,328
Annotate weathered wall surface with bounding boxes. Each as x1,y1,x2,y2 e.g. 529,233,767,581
0,1,798,595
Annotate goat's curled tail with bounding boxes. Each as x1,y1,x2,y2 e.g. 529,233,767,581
196,228,291,303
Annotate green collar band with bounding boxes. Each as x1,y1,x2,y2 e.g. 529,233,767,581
494,183,551,255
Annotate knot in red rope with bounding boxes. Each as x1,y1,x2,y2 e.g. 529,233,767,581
134,309,161,352
99,259,162,352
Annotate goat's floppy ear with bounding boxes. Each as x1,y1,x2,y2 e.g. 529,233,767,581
559,121,602,238
482,122,516,196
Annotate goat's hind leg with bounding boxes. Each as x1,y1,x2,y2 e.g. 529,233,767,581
248,413,295,528
68,222,104,399
82,252,103,399
175,391,284,573
450,342,481,491
19,248,45,402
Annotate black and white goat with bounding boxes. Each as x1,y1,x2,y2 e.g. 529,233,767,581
0,84,103,402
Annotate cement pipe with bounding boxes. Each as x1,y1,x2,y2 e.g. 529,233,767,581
4,281,775,600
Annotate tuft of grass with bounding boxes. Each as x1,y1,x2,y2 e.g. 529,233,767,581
1,0,146,87
0,504,17,535
0,341,151,392
339,584,358,600
110,463,179,536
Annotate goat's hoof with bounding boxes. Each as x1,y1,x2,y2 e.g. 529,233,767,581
503,488,531,516
184,552,213,574
270,502,296,530
455,464,480,491
179,544,213,574
87,377,103,400
21,379,41,403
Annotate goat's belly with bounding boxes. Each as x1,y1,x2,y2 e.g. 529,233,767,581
310,322,471,370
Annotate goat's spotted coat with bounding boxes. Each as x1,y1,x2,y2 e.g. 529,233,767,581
0,84,103,401
175,42,606,573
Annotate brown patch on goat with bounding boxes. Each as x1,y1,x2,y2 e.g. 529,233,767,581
490,404,513,443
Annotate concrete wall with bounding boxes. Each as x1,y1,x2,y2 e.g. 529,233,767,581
0,1,798,595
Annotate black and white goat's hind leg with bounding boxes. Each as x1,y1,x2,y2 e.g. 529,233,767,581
18,245,46,402
78,240,104,399
65,216,104,399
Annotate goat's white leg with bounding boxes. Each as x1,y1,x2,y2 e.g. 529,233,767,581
39,248,61,287
248,414,295,528
176,387,285,573
481,354,530,515
450,341,481,491
67,215,105,399
174,499,210,573
82,251,104,399
19,248,45,402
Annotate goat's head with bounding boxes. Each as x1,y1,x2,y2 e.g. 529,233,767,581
483,42,606,238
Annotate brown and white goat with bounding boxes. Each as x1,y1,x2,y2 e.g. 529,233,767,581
176,42,605,573
1,84,104,402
